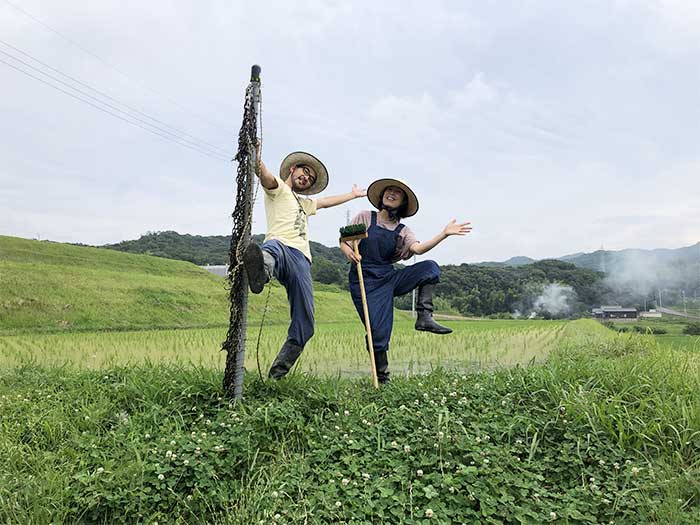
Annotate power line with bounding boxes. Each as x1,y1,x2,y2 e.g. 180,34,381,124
0,46,231,158
0,49,231,160
0,39,232,156
2,0,237,135
0,56,230,162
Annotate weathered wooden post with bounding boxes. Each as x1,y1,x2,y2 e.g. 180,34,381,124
222,65,261,399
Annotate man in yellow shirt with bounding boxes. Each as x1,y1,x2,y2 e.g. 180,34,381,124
244,150,366,379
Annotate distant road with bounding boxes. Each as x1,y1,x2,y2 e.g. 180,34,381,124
657,307,700,320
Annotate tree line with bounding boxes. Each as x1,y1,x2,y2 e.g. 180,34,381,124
101,231,609,318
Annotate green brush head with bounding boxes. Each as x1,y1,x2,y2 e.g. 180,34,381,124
339,224,367,238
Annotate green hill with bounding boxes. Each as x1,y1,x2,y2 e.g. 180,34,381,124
0,236,361,335
100,231,349,286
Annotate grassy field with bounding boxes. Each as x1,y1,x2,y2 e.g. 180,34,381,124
2,237,699,523
1,321,698,524
0,319,566,377
0,236,362,334
604,315,700,352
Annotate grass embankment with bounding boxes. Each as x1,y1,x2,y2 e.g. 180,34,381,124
0,235,362,335
1,321,698,524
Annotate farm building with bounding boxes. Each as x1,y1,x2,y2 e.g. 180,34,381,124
592,306,639,320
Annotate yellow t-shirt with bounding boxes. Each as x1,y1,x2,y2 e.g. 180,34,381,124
263,176,317,261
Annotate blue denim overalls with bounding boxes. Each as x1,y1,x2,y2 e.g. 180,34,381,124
349,212,440,354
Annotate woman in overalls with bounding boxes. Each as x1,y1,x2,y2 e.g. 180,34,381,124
340,178,472,384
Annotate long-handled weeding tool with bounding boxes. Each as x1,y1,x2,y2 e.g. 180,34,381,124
339,224,379,389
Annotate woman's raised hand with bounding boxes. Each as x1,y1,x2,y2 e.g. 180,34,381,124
443,219,472,237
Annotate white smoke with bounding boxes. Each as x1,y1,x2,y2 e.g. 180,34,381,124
533,283,576,316
602,248,699,306
513,282,577,318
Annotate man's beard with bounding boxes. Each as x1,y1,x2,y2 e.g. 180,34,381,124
292,179,307,192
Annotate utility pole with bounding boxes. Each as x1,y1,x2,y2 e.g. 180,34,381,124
683,290,687,314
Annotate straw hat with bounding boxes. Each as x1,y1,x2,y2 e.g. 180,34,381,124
367,178,419,217
279,151,329,196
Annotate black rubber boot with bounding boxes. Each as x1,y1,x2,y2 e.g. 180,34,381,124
268,341,303,379
374,351,390,385
243,243,274,294
414,283,453,334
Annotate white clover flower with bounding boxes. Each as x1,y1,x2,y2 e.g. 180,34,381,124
170,440,176,446
550,511,557,520
187,495,193,501
613,462,620,470
165,451,172,458
183,460,189,466
344,410,350,416
631,467,640,476
348,440,354,445
342,478,350,486
404,445,411,453
416,469,424,477
425,508,434,518
437,431,444,439
335,501,342,508
96,467,104,474
391,441,398,448
158,474,165,481
271,491,279,498
362,473,370,480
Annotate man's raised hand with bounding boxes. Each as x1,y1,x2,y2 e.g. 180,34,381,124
351,184,367,198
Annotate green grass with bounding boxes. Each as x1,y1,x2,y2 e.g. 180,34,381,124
0,235,364,335
603,316,700,352
0,319,567,377
0,325,698,524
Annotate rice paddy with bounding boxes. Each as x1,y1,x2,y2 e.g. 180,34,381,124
0,319,567,377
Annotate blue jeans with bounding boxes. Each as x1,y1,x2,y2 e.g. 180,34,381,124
262,240,315,347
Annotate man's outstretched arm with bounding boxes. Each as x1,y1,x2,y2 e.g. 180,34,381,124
316,185,366,210
255,143,278,190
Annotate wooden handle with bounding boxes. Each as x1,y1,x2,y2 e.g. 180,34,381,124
354,240,379,389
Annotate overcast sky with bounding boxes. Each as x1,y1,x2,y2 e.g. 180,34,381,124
1,0,699,264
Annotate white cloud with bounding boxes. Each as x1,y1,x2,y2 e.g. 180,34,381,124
450,73,498,111
1,0,699,263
